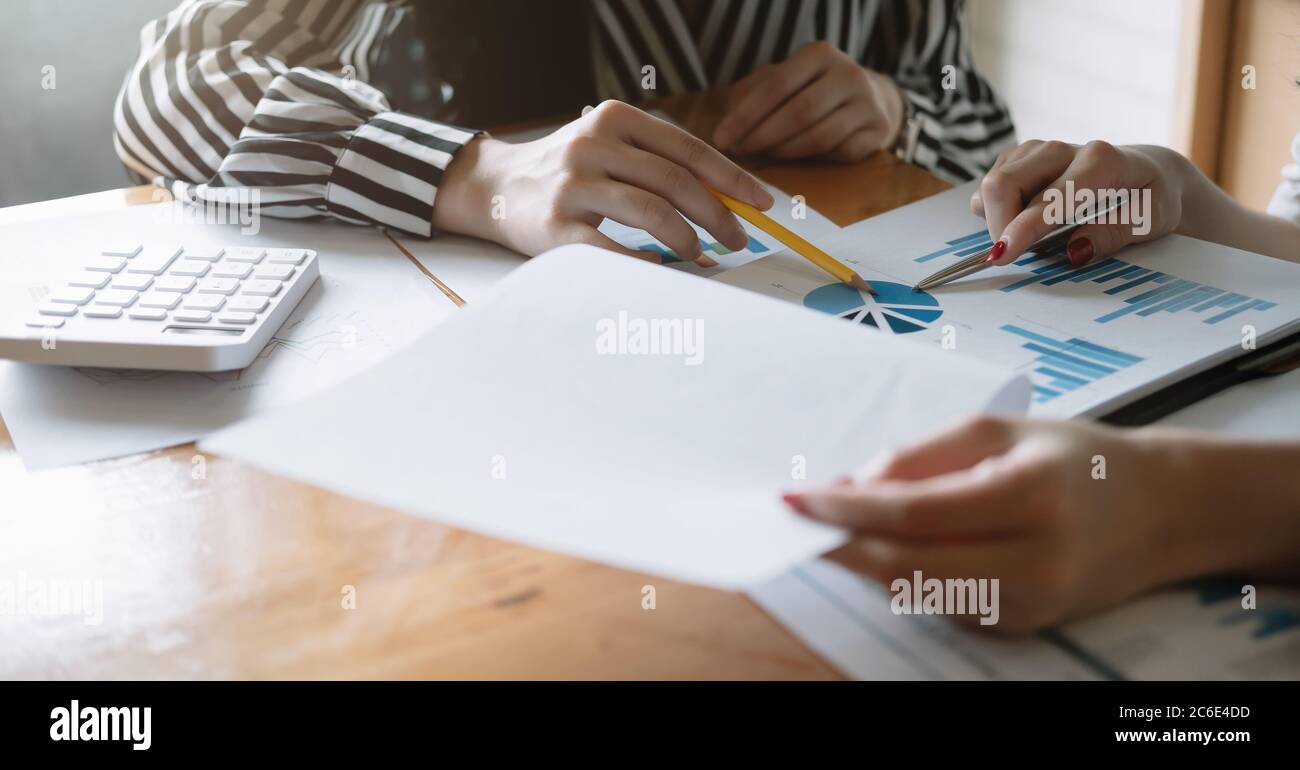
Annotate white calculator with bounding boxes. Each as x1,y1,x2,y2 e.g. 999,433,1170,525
0,242,319,372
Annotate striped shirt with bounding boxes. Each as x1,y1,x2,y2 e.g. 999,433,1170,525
114,0,1015,238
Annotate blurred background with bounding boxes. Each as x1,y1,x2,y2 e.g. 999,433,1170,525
0,0,177,207
2,0,1297,211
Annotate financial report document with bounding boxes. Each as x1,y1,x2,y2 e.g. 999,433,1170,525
717,182,1300,418
750,559,1300,680
724,182,1300,679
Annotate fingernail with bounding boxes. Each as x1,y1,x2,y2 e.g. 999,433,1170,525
755,185,774,209
985,238,1007,264
782,493,810,516
698,254,720,268
1067,236,1094,267
833,476,853,487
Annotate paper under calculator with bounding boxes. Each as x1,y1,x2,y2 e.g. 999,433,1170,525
0,242,319,372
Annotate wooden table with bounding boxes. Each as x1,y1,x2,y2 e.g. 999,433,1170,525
0,93,948,679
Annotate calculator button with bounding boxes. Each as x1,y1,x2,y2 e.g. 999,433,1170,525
49,287,96,305
197,278,239,295
37,302,78,317
139,292,183,309
241,280,282,297
171,260,211,277
86,256,127,273
225,247,265,263
154,276,195,293
94,290,138,307
183,294,225,311
127,246,182,275
69,272,111,289
217,312,256,325
254,264,294,281
183,245,224,262
84,306,124,319
226,296,268,313
102,242,142,258
128,307,169,321
173,310,212,323
211,262,253,279
265,248,308,265
25,317,65,328
111,274,154,291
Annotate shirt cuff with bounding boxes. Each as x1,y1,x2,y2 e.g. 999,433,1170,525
326,111,481,237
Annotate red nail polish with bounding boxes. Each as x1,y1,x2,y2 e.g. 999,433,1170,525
833,476,853,487
986,239,1006,263
1067,237,1094,267
782,493,810,516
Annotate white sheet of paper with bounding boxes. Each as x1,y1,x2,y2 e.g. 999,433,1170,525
0,204,457,469
718,182,1300,418
202,245,1029,588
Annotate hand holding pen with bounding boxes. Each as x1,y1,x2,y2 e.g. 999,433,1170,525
914,197,1127,291
970,141,1184,269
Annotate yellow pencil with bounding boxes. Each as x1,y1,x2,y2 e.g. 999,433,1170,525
711,189,875,296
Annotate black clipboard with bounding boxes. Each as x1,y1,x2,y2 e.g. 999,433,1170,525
1100,327,1300,427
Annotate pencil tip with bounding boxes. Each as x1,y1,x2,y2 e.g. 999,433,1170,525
849,274,875,296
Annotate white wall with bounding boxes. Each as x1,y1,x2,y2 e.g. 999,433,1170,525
0,0,180,207
969,0,1188,149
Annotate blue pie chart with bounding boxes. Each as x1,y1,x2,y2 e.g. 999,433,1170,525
802,280,942,334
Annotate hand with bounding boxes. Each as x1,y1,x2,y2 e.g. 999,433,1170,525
432,100,774,266
782,416,1252,633
712,41,905,163
973,140,1189,268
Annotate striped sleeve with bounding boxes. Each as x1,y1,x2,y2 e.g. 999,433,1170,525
112,0,478,237
888,0,1016,183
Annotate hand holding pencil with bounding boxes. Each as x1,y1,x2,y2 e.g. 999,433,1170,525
710,189,876,295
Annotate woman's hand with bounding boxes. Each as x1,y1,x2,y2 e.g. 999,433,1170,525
432,100,774,265
712,41,905,163
782,416,1300,633
972,140,1190,267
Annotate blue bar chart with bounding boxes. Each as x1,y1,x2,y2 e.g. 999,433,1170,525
636,235,769,264
915,227,1280,327
1000,324,1144,404
997,253,1277,326
914,229,993,264
1196,579,1300,641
